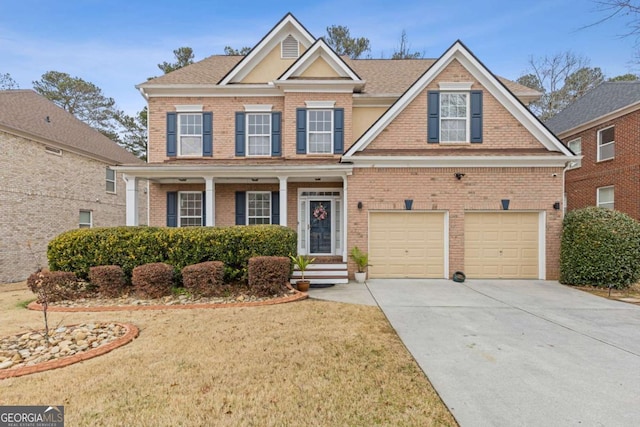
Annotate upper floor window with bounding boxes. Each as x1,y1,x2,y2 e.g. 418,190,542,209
106,168,116,193
178,113,203,156
247,113,271,156
247,191,271,224
308,109,333,154
281,34,299,58
597,126,614,161
597,186,614,210
179,192,203,227
79,210,92,228
440,93,469,142
567,138,582,169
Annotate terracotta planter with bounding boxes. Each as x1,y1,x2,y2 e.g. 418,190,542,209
296,280,310,292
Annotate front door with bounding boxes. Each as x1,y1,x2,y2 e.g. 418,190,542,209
309,200,332,254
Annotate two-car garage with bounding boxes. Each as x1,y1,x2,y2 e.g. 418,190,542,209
368,211,542,279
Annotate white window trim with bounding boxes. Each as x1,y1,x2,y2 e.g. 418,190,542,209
307,109,334,154
596,186,614,210
178,191,203,227
106,168,116,194
247,191,271,225
438,82,473,91
177,113,203,157
440,92,470,143
175,105,203,112
567,138,582,169
79,210,92,228
305,101,336,109
246,112,271,157
244,104,273,112
597,125,615,162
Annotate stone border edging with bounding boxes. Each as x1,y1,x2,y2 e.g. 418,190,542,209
0,323,139,380
26,291,308,313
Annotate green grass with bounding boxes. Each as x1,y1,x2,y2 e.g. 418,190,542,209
15,298,35,309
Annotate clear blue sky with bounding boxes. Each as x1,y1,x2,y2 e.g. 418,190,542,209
1,0,637,116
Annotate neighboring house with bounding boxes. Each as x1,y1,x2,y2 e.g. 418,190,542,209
545,81,640,220
0,90,148,283
116,13,576,282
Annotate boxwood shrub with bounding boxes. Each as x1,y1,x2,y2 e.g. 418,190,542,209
560,207,640,288
47,225,297,282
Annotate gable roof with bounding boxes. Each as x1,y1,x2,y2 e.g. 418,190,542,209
343,40,573,160
545,81,640,136
0,90,141,164
278,38,362,81
140,55,242,86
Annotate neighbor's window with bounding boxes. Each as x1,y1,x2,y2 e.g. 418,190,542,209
597,186,614,210
567,138,582,169
178,113,203,156
106,168,116,193
247,113,271,156
179,192,202,227
308,109,333,154
79,210,92,228
247,192,271,225
440,93,468,142
597,126,614,161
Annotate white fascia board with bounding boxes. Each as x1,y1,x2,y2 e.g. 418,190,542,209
279,40,361,81
556,101,640,139
112,164,353,179
342,155,576,168
274,79,364,93
140,85,282,98
219,15,315,85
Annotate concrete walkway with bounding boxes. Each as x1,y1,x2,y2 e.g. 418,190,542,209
310,279,640,426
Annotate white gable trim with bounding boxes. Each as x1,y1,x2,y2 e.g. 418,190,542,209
343,41,574,158
219,14,315,85
278,39,362,82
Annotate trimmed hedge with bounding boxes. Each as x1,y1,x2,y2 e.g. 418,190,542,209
182,261,225,297
47,225,297,282
27,270,83,302
248,256,291,296
561,207,640,288
89,265,126,297
132,263,174,298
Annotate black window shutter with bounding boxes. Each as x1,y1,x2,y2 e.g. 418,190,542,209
203,112,213,156
167,112,177,156
333,108,344,154
427,91,440,143
271,112,282,156
235,112,245,156
470,91,483,143
271,191,280,225
235,191,246,225
202,191,206,226
167,191,178,227
296,108,307,154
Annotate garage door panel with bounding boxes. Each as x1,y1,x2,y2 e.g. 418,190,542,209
369,212,445,279
465,212,540,279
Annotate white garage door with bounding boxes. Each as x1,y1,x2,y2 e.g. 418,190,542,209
464,212,540,279
369,212,446,278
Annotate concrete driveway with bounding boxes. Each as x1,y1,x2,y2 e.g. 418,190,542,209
366,279,640,426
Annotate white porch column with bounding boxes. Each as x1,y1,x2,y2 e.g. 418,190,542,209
123,174,138,226
278,176,288,226
205,176,215,226
342,174,348,262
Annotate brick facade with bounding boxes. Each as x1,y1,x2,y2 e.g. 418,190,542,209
563,110,640,220
0,131,147,283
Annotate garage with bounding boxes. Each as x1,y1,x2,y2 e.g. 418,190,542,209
369,212,446,278
464,212,540,279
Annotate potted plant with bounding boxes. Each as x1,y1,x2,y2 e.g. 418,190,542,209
289,254,315,292
350,246,370,283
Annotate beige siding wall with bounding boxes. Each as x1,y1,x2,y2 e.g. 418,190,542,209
352,106,387,141
241,45,296,83
0,130,147,283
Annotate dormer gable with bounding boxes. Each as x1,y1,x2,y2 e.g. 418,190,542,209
219,13,315,85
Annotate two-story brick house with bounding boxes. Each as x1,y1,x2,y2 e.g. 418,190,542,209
545,81,640,220
116,14,576,281
0,90,147,283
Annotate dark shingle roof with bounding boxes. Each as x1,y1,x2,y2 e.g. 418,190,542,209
545,81,640,135
0,90,141,164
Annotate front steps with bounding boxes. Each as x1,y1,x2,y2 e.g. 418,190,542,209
291,262,349,285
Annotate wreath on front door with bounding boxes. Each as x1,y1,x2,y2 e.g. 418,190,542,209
313,203,328,221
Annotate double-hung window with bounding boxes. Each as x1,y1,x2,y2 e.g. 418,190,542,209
597,126,614,161
178,113,203,156
247,113,271,156
179,192,203,227
247,192,271,225
440,93,469,142
308,110,333,154
79,210,92,228
567,138,582,169
106,168,116,193
597,186,614,210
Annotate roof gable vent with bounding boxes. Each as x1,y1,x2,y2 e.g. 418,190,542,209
281,34,299,59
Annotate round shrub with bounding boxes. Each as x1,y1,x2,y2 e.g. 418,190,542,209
132,263,174,299
561,207,640,288
27,270,83,302
89,265,127,298
248,256,291,296
181,261,225,297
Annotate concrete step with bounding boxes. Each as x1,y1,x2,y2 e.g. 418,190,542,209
292,262,348,285
291,277,349,285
